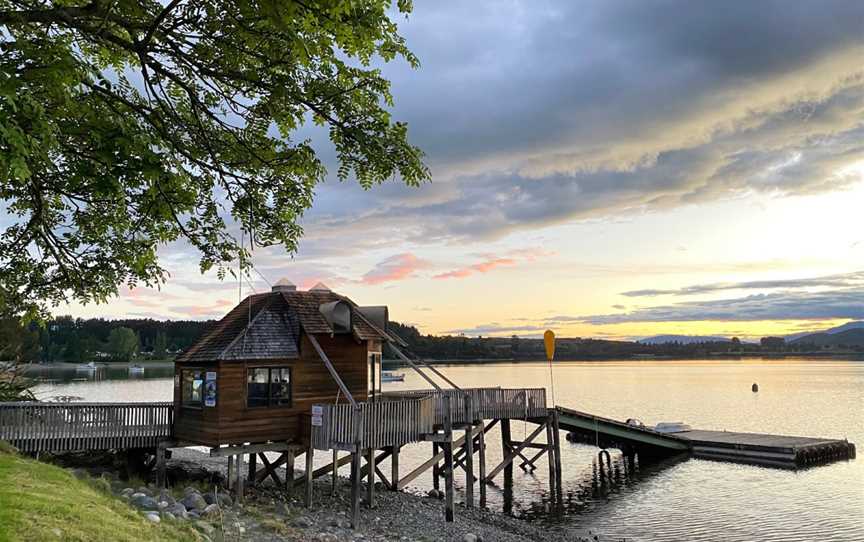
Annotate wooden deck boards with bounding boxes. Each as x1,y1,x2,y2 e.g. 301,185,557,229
676,430,840,451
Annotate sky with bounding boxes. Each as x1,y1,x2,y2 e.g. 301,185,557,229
65,0,864,341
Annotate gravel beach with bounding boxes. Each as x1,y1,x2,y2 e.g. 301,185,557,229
160,448,608,542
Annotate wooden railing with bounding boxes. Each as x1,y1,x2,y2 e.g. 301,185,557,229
311,396,435,451
0,402,173,453
383,387,548,425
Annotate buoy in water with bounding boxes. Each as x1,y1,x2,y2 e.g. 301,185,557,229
752,383,759,392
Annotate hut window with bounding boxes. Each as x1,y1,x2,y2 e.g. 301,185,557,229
247,367,292,408
181,370,204,407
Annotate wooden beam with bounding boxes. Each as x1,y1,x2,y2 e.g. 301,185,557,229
257,452,285,486
247,452,257,486
304,446,314,507
350,451,361,528
486,421,547,482
552,410,563,507
390,446,400,492
501,419,513,488
210,441,293,457
292,451,355,488
309,334,358,409
366,448,375,508
397,424,485,490
478,423,487,507
443,394,455,522
331,449,339,496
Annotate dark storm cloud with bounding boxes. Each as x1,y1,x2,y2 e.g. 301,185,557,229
581,288,864,324
621,270,864,297
301,0,864,246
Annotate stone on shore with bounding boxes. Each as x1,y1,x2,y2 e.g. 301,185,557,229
144,512,161,523
202,503,221,518
180,492,208,511
129,494,159,511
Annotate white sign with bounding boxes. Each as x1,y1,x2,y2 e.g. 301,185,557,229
311,405,324,416
311,415,323,427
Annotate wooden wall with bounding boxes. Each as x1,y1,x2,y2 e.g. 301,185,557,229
173,332,369,446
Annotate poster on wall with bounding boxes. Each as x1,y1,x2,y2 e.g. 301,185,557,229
204,371,217,407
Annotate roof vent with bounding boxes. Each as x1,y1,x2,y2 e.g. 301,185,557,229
358,306,388,333
319,300,352,334
272,278,297,292
310,282,331,292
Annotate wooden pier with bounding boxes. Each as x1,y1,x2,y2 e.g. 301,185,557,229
557,406,856,469
0,401,173,453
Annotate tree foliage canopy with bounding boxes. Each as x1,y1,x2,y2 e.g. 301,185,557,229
0,0,428,319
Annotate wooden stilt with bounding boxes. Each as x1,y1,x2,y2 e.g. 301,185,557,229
285,450,295,494
545,415,557,501
155,444,166,488
366,448,376,508
443,395,455,522
350,450,361,528
247,451,257,487
331,449,338,496
552,410,563,508
304,446,314,507
235,453,244,501
390,446,400,492
432,442,440,491
227,455,234,491
464,426,474,508
501,418,513,488
478,422,487,508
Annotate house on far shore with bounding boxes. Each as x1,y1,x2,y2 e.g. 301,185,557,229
760,336,786,350
172,278,394,447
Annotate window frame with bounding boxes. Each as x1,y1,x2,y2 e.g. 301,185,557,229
180,368,206,409
246,366,293,409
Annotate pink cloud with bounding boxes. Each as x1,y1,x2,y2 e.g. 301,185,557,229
361,253,428,285
433,249,554,280
434,257,517,279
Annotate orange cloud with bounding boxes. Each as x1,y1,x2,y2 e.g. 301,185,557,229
434,256,518,280
362,253,428,285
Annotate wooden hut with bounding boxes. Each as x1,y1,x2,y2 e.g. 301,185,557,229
173,279,392,447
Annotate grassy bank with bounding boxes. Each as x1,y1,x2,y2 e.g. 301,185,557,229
0,443,198,542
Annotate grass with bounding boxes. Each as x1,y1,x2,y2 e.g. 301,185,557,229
0,445,201,542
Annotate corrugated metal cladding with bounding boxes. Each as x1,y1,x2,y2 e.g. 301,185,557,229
175,289,392,363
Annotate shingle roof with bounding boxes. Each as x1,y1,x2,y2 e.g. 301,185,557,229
176,289,392,363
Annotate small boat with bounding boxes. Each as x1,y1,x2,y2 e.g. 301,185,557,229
653,422,692,433
381,371,405,382
129,364,145,374
76,362,98,371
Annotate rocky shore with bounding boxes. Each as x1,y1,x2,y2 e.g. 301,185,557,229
67,448,608,542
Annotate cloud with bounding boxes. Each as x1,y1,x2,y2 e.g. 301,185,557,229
434,257,516,280
295,1,864,246
621,270,864,297
582,288,864,324
360,253,428,285
433,248,555,280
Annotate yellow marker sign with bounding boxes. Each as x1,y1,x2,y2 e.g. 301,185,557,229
544,329,556,361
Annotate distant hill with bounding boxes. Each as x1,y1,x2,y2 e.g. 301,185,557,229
790,328,864,347
785,320,864,342
638,334,730,345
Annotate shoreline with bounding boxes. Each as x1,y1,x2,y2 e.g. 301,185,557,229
162,447,604,542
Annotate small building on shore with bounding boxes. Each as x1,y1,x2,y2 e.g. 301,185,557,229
173,279,392,447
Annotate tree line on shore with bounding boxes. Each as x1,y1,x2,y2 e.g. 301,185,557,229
1,317,859,366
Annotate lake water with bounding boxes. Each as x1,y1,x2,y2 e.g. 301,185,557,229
30,358,863,542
